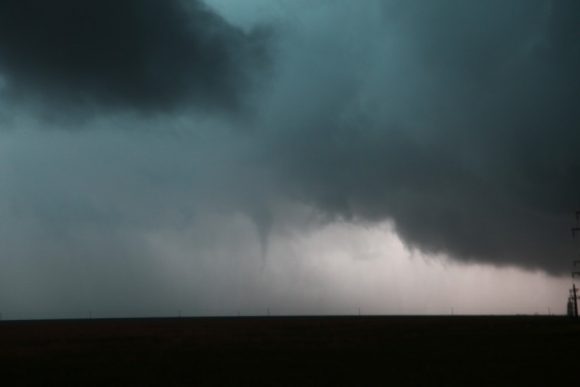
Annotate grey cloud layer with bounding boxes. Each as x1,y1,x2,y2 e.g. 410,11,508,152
257,0,580,272
1,0,579,276
0,0,268,113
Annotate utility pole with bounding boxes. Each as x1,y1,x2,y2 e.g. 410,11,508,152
570,214,580,319
571,284,579,319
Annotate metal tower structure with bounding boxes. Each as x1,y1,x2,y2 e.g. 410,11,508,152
570,214,580,319
569,284,578,319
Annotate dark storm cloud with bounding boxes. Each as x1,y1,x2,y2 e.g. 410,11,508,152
1,0,579,281
0,0,268,113
258,0,580,273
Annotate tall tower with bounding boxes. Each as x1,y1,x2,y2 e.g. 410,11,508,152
568,297,575,317
570,215,580,319
569,284,578,319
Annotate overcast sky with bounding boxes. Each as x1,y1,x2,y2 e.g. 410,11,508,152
0,0,578,319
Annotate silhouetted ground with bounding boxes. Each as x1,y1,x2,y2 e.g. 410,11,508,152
1,316,578,386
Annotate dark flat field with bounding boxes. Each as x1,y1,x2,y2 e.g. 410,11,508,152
1,316,579,386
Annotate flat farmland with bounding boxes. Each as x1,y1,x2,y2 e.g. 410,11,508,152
1,316,579,386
